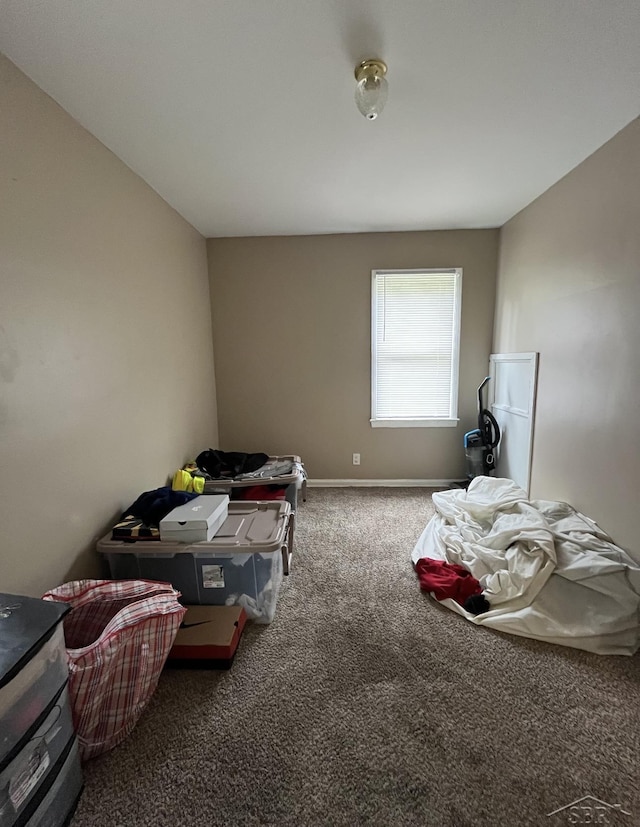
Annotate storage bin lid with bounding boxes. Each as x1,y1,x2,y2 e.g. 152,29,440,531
0,594,69,688
207,501,290,551
99,500,291,555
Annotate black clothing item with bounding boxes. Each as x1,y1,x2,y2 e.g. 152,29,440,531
196,449,269,479
124,486,199,527
463,594,491,616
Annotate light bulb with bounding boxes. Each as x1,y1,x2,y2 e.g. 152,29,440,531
354,59,388,121
355,75,388,120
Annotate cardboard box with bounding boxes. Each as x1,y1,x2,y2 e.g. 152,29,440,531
159,494,229,543
167,606,247,669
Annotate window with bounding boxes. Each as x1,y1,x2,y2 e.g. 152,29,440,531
371,268,462,427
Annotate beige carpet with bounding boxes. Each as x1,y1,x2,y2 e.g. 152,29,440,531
71,488,640,827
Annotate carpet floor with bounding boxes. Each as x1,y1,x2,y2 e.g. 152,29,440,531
71,488,640,827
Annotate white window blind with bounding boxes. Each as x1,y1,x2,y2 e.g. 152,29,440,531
371,269,462,427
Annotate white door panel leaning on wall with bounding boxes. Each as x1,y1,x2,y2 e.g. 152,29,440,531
488,352,539,494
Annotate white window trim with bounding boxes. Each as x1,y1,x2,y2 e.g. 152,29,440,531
370,268,463,428
370,418,459,428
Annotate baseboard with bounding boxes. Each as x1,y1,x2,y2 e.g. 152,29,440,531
307,479,458,488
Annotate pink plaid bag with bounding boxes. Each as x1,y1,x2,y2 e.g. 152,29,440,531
42,579,186,761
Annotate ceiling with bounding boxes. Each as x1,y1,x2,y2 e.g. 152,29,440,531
1,1,639,238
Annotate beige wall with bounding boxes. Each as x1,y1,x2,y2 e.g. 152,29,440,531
0,55,218,596
208,231,498,480
494,118,640,554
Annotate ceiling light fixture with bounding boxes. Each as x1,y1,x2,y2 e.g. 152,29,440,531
354,59,388,121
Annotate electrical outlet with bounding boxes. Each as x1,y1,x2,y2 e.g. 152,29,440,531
352,453,361,466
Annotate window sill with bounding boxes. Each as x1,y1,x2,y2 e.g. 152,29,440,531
370,418,459,428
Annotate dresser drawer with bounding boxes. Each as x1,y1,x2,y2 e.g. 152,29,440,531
0,684,74,827
0,626,69,766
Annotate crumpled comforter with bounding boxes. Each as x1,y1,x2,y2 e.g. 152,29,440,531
411,477,640,655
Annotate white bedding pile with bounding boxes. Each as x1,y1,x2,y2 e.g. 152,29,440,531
411,477,640,655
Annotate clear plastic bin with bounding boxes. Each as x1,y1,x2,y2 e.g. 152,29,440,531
99,502,292,623
202,456,306,510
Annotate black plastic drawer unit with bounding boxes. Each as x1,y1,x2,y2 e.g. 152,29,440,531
0,594,83,827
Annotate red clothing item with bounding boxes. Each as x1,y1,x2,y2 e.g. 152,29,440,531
232,485,287,501
414,557,482,606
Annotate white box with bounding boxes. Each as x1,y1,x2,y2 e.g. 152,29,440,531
159,495,229,543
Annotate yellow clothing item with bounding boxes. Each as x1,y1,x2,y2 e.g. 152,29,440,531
172,469,192,492
172,469,205,494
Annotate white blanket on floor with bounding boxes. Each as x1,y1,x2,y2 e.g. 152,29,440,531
411,477,640,655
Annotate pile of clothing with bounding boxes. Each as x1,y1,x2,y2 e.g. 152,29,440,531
112,487,199,539
194,449,269,480
112,451,301,540
171,450,272,493
172,450,301,502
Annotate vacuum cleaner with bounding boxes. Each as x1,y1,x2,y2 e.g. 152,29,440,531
463,377,501,480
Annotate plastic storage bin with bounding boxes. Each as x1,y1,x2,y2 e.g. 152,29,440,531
98,501,292,623
202,456,306,510
0,593,82,827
